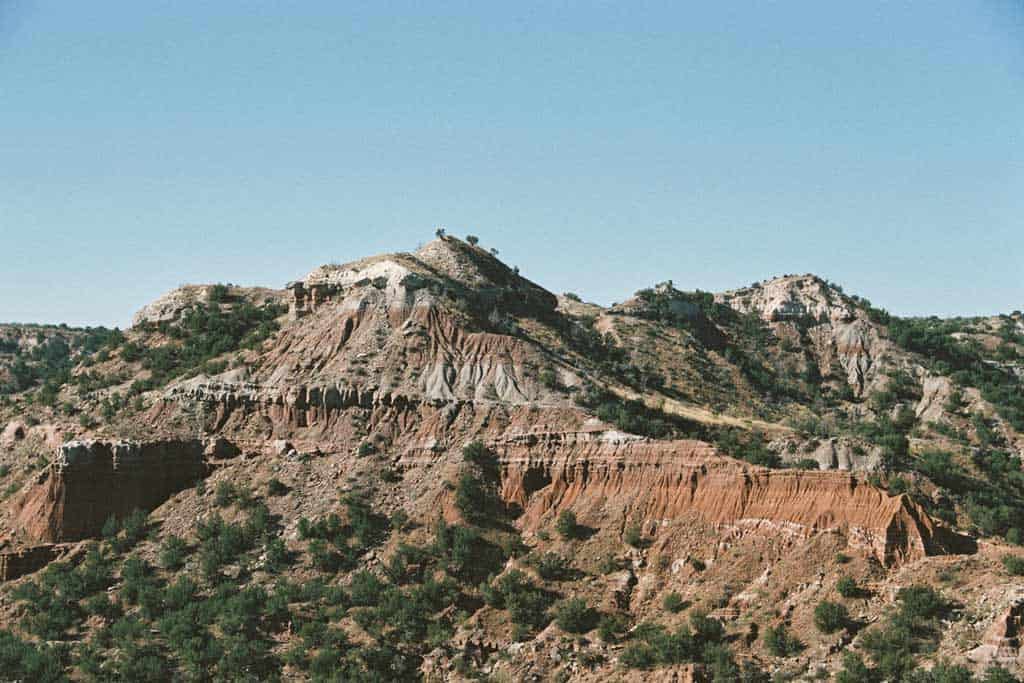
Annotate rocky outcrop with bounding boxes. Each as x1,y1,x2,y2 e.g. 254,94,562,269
969,593,1024,668
717,275,895,396
716,275,855,324
132,284,286,327
495,433,971,566
286,238,557,323
1,420,64,451
916,375,955,424
775,436,882,471
0,544,67,581
12,439,206,542
163,245,567,423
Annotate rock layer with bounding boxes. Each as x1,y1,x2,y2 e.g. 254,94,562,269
12,439,206,542
969,594,1024,668
495,433,971,566
0,544,66,581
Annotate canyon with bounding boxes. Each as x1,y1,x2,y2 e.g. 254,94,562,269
0,235,1021,681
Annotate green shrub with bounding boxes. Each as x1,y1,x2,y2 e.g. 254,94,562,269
836,575,861,598
0,630,66,682
598,613,630,642
689,611,725,644
266,478,288,497
101,509,150,552
555,510,580,540
207,284,230,303
432,520,505,582
763,624,803,657
1002,555,1024,576
83,593,122,621
482,570,549,629
390,509,410,532
195,514,258,581
264,538,290,571
159,535,188,570
813,600,849,634
982,667,1020,683
349,570,386,607
461,440,492,466
530,552,572,581
835,652,874,683
213,481,253,508
620,642,658,669
852,585,951,680
790,458,821,470
662,592,686,613
455,473,494,523
308,539,343,573
624,523,644,548
554,597,596,633
538,367,559,390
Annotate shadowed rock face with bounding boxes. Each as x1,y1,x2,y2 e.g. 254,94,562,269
0,544,66,581
13,439,206,543
495,434,973,567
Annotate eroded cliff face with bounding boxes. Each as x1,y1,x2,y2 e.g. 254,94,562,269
159,240,568,437
11,439,206,543
3,421,973,571
494,432,967,567
717,275,893,396
970,593,1024,669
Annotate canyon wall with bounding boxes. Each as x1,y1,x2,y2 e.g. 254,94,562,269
4,425,973,570
13,439,206,543
494,433,972,566
0,544,66,581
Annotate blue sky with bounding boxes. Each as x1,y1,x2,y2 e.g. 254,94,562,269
1,2,1022,328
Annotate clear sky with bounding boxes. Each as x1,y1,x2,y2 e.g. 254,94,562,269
1,2,1022,328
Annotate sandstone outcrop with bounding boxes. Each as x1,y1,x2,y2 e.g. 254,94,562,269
1,420,63,450
716,274,855,324
718,275,892,396
286,238,557,322
12,439,206,542
495,433,970,566
969,593,1024,668
0,544,67,581
916,375,955,424
161,240,568,432
774,436,882,471
131,284,287,327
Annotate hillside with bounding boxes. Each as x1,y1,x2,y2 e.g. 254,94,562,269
0,235,1022,682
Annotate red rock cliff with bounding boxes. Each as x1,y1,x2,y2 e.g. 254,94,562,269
12,439,206,543
495,433,970,566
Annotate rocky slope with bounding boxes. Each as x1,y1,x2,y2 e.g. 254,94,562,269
0,235,1021,681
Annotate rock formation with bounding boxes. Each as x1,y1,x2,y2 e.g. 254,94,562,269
12,439,206,542
0,544,66,582
495,433,968,566
969,593,1024,668
717,275,892,396
132,284,286,327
